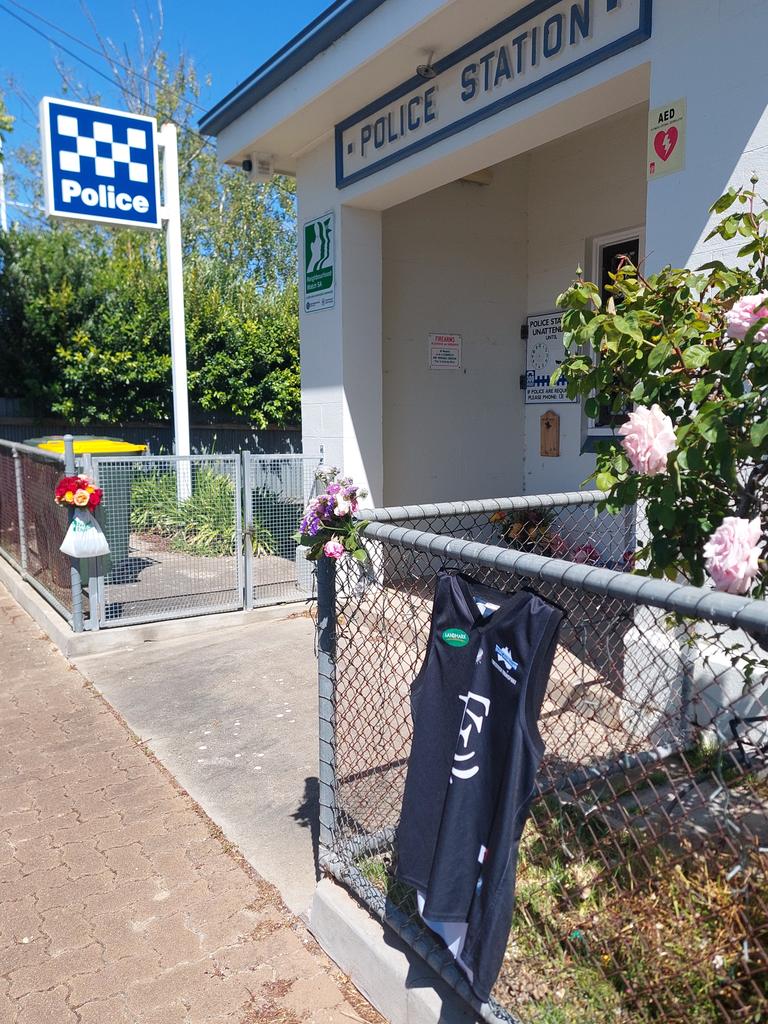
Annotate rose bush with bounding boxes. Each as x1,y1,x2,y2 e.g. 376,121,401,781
556,182,768,593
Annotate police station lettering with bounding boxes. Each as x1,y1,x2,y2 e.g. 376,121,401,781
354,0,609,158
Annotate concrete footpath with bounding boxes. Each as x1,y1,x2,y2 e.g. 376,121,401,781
0,588,382,1024
72,611,320,918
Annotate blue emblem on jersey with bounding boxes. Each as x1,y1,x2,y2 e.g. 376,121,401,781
494,645,518,672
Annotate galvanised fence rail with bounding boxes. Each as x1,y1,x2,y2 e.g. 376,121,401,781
318,496,768,1024
0,439,320,631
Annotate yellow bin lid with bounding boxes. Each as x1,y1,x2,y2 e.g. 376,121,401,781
35,438,146,455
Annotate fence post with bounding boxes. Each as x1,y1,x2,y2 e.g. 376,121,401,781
242,451,254,610
81,453,100,632
317,555,337,855
63,435,85,633
12,448,28,573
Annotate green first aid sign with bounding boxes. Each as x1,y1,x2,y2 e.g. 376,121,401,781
303,212,335,312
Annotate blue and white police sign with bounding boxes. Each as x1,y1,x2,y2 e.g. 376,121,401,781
40,97,161,230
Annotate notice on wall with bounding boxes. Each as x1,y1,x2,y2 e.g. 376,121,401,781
303,212,335,313
525,313,576,405
429,333,462,369
647,98,686,180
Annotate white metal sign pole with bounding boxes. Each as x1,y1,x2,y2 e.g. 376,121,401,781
158,122,192,500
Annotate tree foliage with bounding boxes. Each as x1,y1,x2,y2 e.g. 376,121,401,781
0,24,299,428
556,183,768,590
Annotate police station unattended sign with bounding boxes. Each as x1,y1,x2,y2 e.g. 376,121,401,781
525,313,577,404
40,97,161,229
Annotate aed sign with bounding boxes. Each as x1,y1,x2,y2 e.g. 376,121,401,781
336,0,652,188
647,98,686,180
303,212,336,313
525,312,577,405
40,97,161,229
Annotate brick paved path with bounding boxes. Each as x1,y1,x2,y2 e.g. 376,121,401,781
0,590,382,1024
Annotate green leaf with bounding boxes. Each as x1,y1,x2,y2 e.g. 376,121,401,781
648,340,673,370
595,471,616,492
352,548,368,563
691,379,714,404
750,420,768,447
681,344,710,369
630,381,645,401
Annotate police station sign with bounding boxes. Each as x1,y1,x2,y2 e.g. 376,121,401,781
525,312,578,405
40,97,161,229
336,0,652,188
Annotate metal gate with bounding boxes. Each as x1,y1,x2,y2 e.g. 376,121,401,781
83,452,320,628
89,454,245,628
242,453,321,608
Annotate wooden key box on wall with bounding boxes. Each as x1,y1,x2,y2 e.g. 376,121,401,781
540,410,560,457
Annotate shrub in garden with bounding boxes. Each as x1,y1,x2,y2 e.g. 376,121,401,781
557,182,768,594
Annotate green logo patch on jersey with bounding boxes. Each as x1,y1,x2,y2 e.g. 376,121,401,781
442,627,470,648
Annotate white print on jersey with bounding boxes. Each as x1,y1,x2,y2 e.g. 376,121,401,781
451,691,490,781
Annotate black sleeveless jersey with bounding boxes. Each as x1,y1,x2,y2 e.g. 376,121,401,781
396,572,563,1003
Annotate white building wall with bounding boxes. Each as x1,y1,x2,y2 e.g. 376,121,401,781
381,157,528,505
645,0,768,273
524,104,648,495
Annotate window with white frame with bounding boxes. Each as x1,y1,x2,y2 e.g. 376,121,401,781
587,227,645,435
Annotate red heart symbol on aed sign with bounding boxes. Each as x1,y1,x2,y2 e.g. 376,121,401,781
653,126,678,162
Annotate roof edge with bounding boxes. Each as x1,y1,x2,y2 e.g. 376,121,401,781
199,0,390,137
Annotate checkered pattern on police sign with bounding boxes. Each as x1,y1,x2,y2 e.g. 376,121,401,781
56,114,150,184
41,97,160,229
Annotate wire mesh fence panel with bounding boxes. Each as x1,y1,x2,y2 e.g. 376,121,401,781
0,445,21,568
325,516,768,1024
244,455,321,608
19,450,78,617
93,455,243,626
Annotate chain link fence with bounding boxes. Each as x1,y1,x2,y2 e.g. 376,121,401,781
318,497,768,1024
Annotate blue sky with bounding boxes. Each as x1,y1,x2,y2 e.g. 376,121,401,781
1,0,329,210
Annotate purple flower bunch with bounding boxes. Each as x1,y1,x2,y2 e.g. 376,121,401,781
295,469,369,563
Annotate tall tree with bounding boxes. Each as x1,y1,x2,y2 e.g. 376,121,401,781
0,8,300,428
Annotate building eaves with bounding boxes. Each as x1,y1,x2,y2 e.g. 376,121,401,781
199,0,390,136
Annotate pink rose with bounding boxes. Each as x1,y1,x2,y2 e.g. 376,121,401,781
323,538,346,560
725,293,768,343
703,516,762,594
618,404,676,476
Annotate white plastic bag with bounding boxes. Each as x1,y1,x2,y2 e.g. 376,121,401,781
60,508,111,559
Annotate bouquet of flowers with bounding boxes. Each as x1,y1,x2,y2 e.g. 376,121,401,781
294,468,368,562
55,476,103,512
55,475,111,559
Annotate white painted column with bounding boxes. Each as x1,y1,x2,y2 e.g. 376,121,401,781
297,140,383,504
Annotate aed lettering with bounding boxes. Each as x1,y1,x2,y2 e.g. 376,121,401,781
61,178,150,214
359,86,437,156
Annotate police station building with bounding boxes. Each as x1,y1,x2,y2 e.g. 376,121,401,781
201,0,768,507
